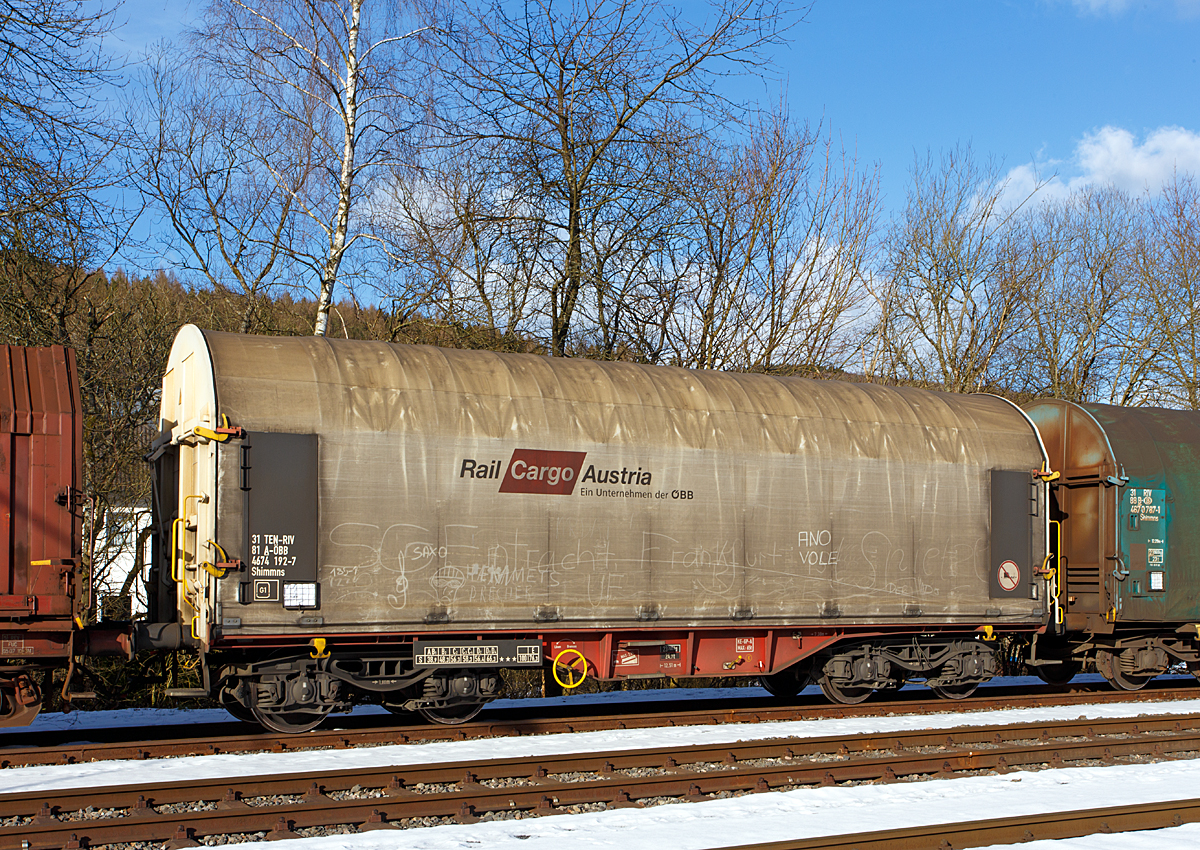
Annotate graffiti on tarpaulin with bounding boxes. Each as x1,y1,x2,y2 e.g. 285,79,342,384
856,529,987,598
674,535,740,597
918,539,987,582
328,521,623,607
323,522,428,609
454,533,621,605
318,518,991,613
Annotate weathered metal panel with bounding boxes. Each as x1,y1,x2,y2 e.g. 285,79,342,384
1084,403,1200,623
158,328,1047,638
1024,400,1114,626
0,345,81,651
1025,399,1200,624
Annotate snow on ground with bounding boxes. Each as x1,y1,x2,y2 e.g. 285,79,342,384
5,677,1200,848
3,681,1200,794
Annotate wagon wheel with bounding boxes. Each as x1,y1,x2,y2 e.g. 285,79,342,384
1096,651,1153,692
930,682,979,700
761,661,812,698
250,701,331,734
1105,667,1153,691
418,702,485,725
1034,659,1081,686
818,673,873,705
218,690,256,724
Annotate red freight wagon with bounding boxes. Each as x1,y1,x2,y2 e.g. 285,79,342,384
0,344,83,726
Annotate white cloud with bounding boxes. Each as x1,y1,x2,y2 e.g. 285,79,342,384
1065,0,1200,16
1076,126,1200,190
1001,125,1200,208
1069,0,1132,13
1000,162,1073,207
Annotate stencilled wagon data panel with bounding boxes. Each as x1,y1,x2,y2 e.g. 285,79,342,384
238,431,318,605
412,639,542,667
1124,486,1170,617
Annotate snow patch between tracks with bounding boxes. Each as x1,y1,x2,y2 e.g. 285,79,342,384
6,697,1200,794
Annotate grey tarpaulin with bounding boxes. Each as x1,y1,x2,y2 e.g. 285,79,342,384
158,327,1048,638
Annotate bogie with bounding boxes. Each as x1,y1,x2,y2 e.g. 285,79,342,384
214,654,504,732
799,638,998,706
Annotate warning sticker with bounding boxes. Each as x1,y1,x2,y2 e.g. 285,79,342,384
997,560,1021,592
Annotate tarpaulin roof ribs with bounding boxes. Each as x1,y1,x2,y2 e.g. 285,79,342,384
159,327,1046,636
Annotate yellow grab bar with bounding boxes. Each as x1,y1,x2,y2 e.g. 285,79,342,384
171,494,206,582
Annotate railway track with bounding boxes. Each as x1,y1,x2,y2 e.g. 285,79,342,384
714,798,1200,849
3,679,1197,768
5,712,1200,848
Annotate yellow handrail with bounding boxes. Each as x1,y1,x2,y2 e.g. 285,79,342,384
171,494,206,582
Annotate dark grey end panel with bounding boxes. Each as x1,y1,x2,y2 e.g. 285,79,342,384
990,469,1034,599
240,432,318,603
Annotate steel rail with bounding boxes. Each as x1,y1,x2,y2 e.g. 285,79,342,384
2,712,1198,820
4,714,1200,848
708,797,1200,849
2,680,1197,769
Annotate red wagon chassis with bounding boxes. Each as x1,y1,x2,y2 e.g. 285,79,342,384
208,621,1030,684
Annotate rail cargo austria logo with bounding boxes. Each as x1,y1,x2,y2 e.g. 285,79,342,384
498,449,587,495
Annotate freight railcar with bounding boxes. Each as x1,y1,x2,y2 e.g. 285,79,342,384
1024,400,1200,688
148,326,1050,732
0,345,84,727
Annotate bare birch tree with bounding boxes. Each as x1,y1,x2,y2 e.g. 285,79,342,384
183,0,431,336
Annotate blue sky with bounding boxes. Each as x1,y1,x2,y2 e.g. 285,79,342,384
111,0,1200,210
778,0,1200,205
